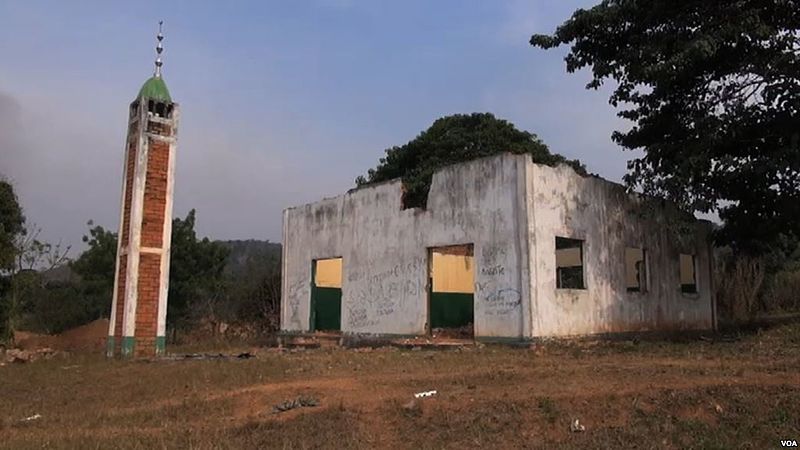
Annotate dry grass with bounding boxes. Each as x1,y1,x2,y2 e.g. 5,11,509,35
2,325,800,449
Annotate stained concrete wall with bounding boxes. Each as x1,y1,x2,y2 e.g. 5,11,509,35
281,153,714,339
526,161,714,337
282,153,528,338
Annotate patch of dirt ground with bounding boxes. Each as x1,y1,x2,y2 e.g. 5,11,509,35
14,319,109,352
1,324,799,449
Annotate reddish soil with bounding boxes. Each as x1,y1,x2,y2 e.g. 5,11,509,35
14,319,108,352
2,323,799,448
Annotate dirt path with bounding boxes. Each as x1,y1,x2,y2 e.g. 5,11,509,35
2,326,800,449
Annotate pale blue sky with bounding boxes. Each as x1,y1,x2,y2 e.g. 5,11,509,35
0,0,633,251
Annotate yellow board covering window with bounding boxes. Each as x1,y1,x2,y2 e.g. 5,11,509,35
431,252,474,294
315,258,342,288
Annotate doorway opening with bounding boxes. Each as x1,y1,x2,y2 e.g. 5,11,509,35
428,244,475,338
310,257,342,331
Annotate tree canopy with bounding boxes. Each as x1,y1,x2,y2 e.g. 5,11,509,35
531,0,800,254
167,209,229,331
355,113,586,208
0,180,25,272
68,222,118,323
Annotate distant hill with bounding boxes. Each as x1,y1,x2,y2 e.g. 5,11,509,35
34,240,282,282
217,239,282,276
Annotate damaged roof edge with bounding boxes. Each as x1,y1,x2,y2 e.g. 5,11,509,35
285,152,528,212
283,153,711,226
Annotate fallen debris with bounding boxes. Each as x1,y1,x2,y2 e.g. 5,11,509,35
699,334,740,343
21,414,42,422
3,348,63,364
570,418,586,432
414,390,437,399
162,352,255,361
272,396,320,414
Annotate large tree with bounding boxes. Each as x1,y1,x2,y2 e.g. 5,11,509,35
531,0,800,254
14,211,230,337
0,180,25,343
356,113,586,208
167,209,229,333
0,180,25,272
69,222,118,321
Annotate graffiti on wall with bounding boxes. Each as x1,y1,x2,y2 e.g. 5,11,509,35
477,243,521,317
286,278,309,327
345,254,426,330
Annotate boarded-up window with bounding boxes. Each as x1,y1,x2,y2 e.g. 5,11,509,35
625,247,647,292
556,237,585,289
314,258,342,288
431,252,474,294
680,254,697,293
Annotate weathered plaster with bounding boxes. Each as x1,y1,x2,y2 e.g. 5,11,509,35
282,153,714,339
157,111,179,343
527,161,714,337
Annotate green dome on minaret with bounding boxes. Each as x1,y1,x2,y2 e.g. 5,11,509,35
138,76,171,102
138,21,171,102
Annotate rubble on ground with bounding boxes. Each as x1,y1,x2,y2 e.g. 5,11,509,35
271,396,320,413
1,347,66,365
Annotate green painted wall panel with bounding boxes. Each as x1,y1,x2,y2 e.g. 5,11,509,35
106,336,115,357
430,292,473,328
121,336,135,357
312,286,342,331
156,336,166,355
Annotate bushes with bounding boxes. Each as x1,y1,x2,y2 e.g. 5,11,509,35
716,246,800,322
715,253,765,322
21,281,99,335
762,270,800,313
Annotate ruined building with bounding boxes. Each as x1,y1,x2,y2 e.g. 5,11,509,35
108,23,179,357
281,153,715,341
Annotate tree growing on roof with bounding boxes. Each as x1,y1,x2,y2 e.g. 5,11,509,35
355,113,586,209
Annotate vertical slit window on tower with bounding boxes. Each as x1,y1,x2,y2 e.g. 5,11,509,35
556,237,585,289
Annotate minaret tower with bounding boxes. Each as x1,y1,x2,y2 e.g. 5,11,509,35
108,22,179,357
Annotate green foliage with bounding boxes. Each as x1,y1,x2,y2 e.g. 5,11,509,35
0,180,25,272
21,280,93,335
12,211,235,337
531,0,800,254
1,226,71,341
355,113,586,208
167,209,230,332
14,222,114,335
0,180,25,343
69,221,117,320
0,180,25,332
218,240,281,329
